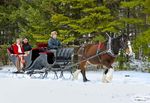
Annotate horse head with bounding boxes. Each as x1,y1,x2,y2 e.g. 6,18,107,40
118,34,129,50
111,34,129,55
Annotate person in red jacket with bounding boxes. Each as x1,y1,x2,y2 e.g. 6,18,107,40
12,38,25,72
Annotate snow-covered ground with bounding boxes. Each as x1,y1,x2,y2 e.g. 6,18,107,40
0,65,150,103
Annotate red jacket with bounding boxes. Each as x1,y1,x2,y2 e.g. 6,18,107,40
12,44,24,54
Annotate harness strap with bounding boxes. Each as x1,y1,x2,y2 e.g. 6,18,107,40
65,49,109,68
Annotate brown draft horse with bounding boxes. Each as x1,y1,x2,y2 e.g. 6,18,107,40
73,34,129,82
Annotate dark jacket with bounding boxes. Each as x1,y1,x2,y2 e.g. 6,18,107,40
48,38,61,49
22,43,32,52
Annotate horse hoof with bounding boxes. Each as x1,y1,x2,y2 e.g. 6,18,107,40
83,79,90,82
102,76,112,83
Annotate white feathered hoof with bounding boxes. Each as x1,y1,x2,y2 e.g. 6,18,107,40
102,68,114,83
72,69,81,80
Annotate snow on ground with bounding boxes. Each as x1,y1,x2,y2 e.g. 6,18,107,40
0,65,150,103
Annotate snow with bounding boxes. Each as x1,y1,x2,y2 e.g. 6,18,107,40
0,65,150,103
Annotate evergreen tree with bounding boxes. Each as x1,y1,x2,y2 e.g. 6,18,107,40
133,0,150,58
0,0,19,44
50,0,124,44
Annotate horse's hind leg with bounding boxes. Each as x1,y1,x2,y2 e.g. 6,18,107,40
72,69,81,80
80,61,89,82
81,69,89,82
102,67,114,83
72,61,89,82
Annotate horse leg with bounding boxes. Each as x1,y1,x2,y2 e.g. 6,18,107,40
102,67,114,83
81,69,89,82
72,69,81,80
72,65,81,80
72,61,89,82
80,61,89,82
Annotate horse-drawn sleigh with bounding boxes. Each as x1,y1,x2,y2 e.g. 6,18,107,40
7,34,129,82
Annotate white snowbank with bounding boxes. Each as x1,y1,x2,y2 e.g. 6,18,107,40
0,66,150,103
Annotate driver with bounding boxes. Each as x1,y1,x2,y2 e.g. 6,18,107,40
48,31,61,50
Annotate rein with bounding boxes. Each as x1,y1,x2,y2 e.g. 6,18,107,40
61,45,117,69
63,49,108,68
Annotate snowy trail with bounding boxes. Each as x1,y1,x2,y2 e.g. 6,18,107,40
0,66,150,103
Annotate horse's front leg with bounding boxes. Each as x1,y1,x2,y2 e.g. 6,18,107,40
102,67,114,83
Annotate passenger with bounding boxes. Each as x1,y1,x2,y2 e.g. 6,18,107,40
48,31,61,50
22,38,32,52
12,38,25,73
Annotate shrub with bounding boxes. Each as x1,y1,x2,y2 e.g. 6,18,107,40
0,45,9,65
